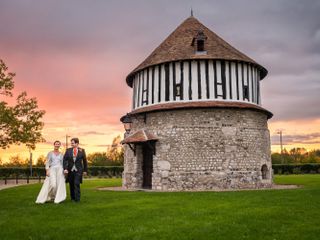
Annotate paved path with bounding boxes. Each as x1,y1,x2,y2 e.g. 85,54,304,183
0,179,40,190
0,178,111,191
98,184,301,192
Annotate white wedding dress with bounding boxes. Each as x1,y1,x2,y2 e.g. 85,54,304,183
36,152,66,204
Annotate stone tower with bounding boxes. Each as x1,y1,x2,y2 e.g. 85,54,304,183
120,16,273,190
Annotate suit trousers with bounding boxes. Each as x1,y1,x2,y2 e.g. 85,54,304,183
69,171,81,201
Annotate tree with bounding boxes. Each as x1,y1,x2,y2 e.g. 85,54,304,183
272,148,320,164
87,136,124,166
0,59,45,149
87,152,110,166
289,148,307,163
271,152,282,164
106,135,124,165
304,150,320,163
314,149,320,158
36,155,46,167
6,154,29,167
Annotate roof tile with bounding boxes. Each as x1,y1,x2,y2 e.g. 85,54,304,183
126,16,267,86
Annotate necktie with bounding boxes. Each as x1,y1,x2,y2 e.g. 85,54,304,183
72,148,77,172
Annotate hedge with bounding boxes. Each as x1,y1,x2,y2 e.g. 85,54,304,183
272,163,320,174
0,166,124,178
1,164,318,178
87,166,123,177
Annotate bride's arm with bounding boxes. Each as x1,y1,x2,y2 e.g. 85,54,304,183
45,152,51,177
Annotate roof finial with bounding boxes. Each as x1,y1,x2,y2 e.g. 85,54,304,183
191,7,194,17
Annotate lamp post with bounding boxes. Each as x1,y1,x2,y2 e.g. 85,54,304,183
277,129,284,164
120,113,132,138
66,134,71,150
29,148,33,177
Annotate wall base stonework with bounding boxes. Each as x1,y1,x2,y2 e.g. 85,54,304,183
122,107,273,191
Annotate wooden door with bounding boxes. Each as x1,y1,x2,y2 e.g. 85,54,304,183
142,143,153,188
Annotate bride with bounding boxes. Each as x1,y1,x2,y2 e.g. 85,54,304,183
36,140,66,204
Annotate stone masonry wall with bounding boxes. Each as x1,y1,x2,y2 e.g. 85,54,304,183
122,108,272,190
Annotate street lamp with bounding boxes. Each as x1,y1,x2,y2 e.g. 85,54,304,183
66,134,71,150
276,129,284,164
29,148,33,177
120,113,132,136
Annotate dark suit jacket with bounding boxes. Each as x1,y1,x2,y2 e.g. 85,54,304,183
63,147,88,183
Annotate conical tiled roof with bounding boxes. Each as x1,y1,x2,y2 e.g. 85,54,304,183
126,16,267,86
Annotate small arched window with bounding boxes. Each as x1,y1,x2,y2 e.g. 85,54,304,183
261,164,269,179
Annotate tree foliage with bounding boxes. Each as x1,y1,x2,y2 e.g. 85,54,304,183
35,154,46,167
1,154,29,167
106,135,123,164
87,151,123,166
87,135,124,166
0,59,45,150
272,148,320,164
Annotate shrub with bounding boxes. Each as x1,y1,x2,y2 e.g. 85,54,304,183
273,164,320,174
292,167,301,174
0,166,123,178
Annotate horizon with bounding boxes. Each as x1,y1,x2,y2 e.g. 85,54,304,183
0,0,319,163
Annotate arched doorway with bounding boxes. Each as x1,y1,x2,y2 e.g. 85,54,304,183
261,164,269,179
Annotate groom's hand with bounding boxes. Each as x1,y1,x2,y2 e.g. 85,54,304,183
46,170,50,177
64,170,68,176
83,172,87,176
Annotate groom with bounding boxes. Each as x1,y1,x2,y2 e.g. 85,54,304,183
63,138,88,202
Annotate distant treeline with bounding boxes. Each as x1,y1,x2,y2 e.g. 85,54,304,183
2,147,320,167
271,148,320,164
0,136,124,167
0,149,124,167
0,166,124,178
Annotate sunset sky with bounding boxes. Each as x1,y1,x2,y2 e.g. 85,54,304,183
0,0,319,163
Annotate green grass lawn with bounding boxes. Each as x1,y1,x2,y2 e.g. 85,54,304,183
0,175,319,240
